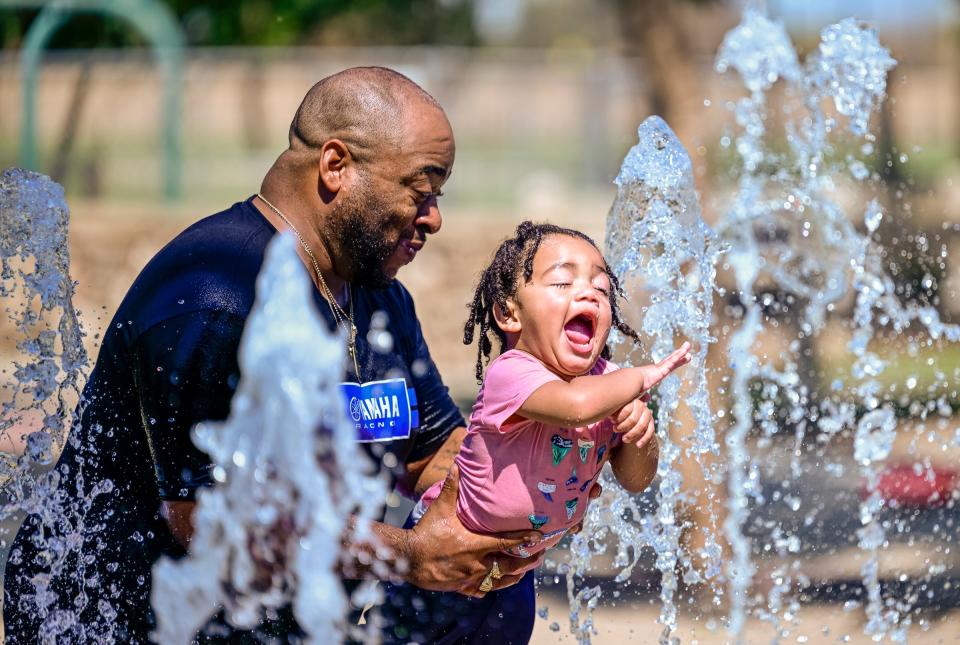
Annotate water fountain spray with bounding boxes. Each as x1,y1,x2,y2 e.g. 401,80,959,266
0,169,120,643
565,6,960,643
563,117,722,644
151,233,387,643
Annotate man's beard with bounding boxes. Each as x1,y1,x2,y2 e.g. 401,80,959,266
327,175,400,289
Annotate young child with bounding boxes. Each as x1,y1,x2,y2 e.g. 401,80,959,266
381,221,691,643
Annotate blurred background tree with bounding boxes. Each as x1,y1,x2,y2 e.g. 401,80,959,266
0,0,479,49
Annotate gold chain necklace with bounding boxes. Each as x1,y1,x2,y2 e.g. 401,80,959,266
256,193,361,377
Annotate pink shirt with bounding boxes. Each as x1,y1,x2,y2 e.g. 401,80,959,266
418,350,619,558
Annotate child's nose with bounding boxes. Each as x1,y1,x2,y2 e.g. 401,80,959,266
575,283,600,303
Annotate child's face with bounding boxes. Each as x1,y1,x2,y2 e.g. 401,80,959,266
499,234,614,378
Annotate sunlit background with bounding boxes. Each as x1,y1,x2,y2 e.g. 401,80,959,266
2,0,960,641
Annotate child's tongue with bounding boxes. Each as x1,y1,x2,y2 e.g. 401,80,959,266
564,317,592,346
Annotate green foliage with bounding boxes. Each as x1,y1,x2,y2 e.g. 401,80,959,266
0,0,478,49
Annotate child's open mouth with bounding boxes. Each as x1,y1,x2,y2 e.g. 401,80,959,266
563,313,595,351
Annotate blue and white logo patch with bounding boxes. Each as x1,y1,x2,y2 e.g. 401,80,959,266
340,378,419,442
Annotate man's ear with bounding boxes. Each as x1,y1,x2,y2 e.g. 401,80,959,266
493,299,522,334
318,139,351,195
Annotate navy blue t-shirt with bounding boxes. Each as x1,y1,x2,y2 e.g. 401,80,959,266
3,197,464,643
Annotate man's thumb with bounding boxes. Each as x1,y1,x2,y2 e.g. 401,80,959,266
437,462,461,502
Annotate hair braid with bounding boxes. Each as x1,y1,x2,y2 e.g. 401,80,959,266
463,221,642,382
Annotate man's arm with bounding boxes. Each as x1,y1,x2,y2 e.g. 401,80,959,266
161,500,197,549
397,426,465,497
161,464,541,598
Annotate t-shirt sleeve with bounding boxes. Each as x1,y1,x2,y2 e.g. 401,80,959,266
474,351,562,432
130,310,246,500
401,298,466,463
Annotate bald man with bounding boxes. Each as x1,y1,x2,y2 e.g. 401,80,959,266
3,68,541,643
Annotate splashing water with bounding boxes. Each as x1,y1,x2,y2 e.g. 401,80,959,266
566,6,960,644
0,168,87,462
0,169,119,643
151,233,387,643
1,176,387,642
713,11,950,642
563,117,722,644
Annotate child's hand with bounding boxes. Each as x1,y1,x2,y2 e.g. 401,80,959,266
637,342,692,393
613,394,656,447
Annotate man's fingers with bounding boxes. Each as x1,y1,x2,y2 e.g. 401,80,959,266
487,529,542,555
489,553,539,577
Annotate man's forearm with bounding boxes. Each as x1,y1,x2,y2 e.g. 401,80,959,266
400,426,466,498
339,515,411,582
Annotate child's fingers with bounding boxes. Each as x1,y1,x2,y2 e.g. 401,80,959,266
614,400,642,433
634,414,656,449
658,342,691,370
646,343,692,387
622,417,654,446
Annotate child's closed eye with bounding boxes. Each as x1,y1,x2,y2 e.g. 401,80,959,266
551,283,571,289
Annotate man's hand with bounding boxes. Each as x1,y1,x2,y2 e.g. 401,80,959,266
402,463,543,598
612,394,656,447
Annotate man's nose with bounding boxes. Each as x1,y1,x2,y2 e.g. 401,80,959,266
415,197,442,235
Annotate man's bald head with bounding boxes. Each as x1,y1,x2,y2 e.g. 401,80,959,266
288,66,443,164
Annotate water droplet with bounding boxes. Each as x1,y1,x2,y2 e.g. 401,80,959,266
411,359,429,378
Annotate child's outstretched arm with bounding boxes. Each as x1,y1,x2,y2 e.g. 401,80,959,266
517,342,692,428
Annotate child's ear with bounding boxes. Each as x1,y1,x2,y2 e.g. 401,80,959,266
493,299,522,334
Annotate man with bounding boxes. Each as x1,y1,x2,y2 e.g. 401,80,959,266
3,67,544,643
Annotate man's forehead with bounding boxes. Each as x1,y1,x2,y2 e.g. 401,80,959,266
366,103,454,181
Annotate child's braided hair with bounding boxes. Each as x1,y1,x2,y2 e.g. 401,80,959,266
463,221,641,382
